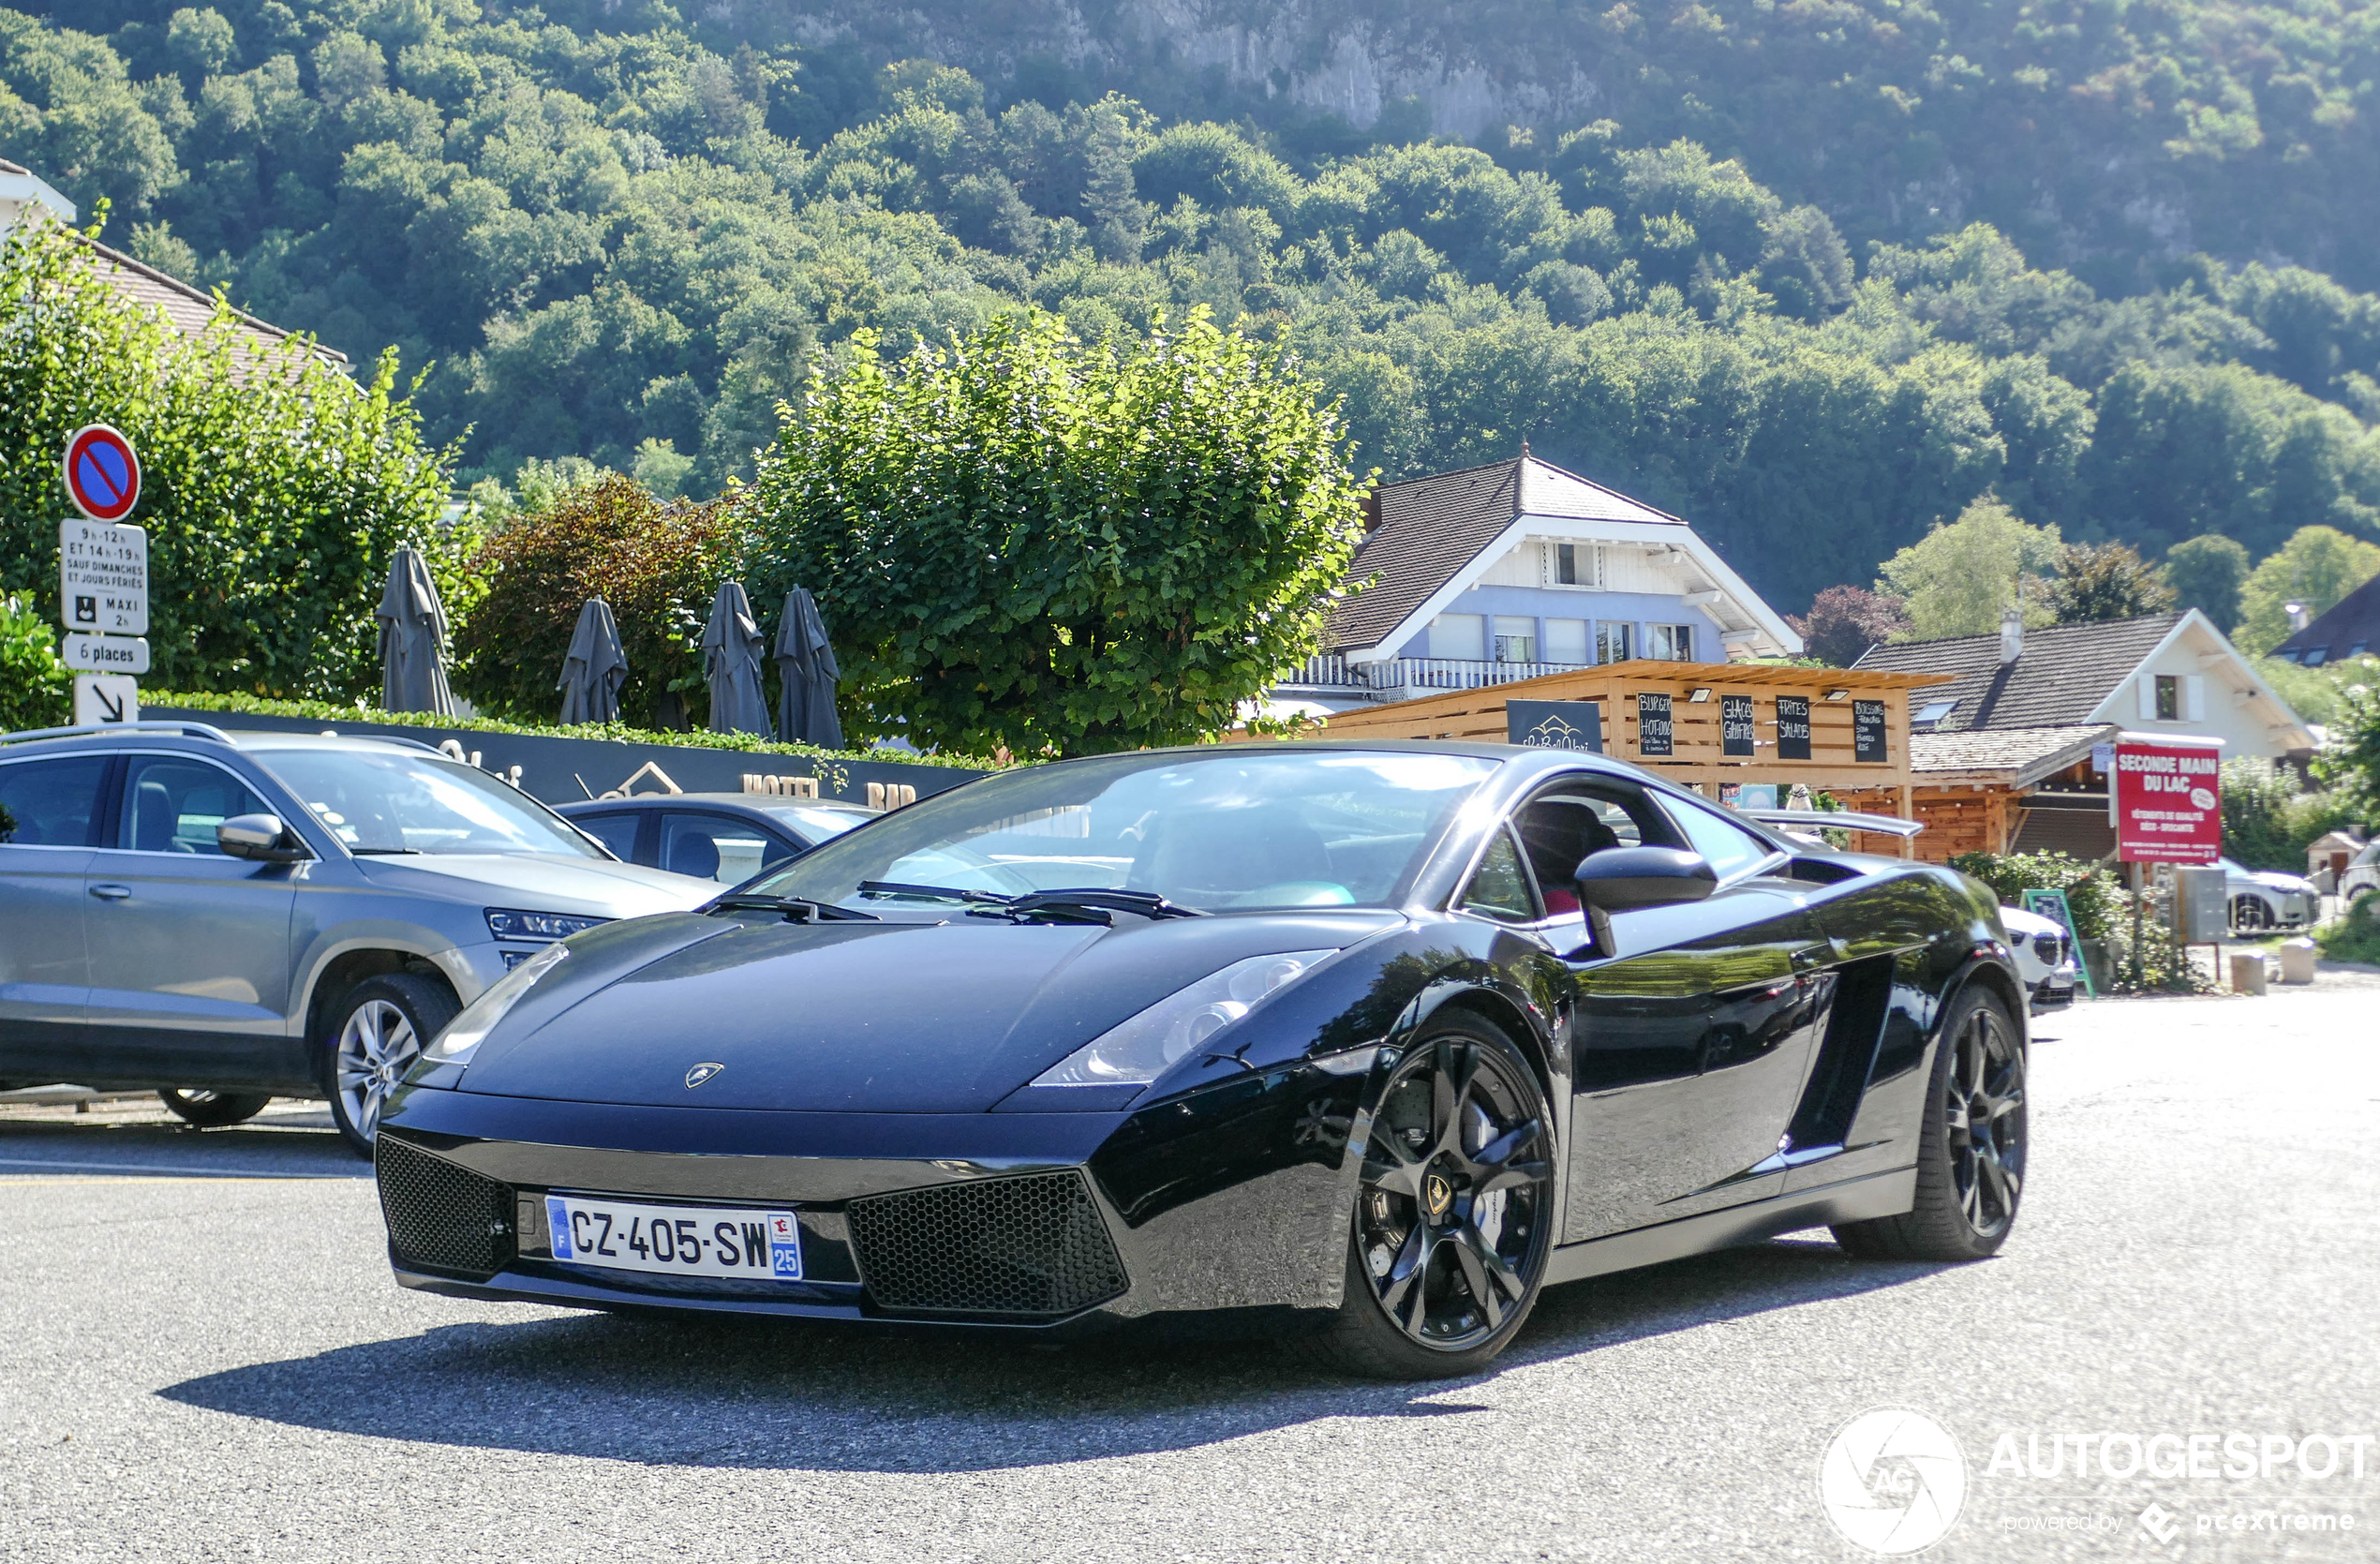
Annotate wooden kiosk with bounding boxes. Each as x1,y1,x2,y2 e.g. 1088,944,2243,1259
1283,660,1952,856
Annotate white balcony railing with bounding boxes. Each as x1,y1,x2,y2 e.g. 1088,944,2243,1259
1277,655,1600,702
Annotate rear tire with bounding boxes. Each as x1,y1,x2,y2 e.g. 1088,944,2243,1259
1833,982,2027,1262
156,1088,273,1128
1299,1015,1555,1380
320,973,457,1156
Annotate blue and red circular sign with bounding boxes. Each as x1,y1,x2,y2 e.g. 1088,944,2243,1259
64,425,141,523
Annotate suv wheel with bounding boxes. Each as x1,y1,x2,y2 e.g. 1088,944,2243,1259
156,1088,273,1128
321,974,456,1155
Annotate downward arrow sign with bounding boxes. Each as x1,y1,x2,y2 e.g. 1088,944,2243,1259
97,686,126,722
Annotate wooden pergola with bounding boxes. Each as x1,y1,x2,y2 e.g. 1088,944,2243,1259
1279,659,1953,856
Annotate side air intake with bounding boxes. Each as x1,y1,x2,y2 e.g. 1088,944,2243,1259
845,1170,1126,1318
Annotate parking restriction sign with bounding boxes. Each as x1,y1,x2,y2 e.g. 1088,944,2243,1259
60,516,149,636
64,425,141,523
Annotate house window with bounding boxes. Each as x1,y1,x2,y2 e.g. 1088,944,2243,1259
1430,613,1486,662
1595,622,1632,664
1554,543,1599,587
1644,624,1695,661
2154,675,2180,720
1543,618,1589,664
2303,647,2328,667
1913,698,1959,729
1493,617,1537,663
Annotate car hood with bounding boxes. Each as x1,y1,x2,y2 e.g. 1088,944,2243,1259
1999,905,2060,939
2241,869,2313,893
457,909,1400,1113
354,852,717,917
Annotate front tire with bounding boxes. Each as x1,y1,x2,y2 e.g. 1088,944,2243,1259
156,1088,273,1128
1833,982,2027,1262
2230,894,2272,934
320,974,456,1155
1302,1015,1555,1379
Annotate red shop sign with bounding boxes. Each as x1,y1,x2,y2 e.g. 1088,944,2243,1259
2112,735,2223,864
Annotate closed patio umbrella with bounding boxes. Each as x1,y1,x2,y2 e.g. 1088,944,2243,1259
557,597,628,724
773,587,844,749
374,545,456,716
701,580,771,737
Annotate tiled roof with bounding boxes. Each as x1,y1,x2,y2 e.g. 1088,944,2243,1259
1852,613,2182,730
1911,722,2118,783
78,236,349,379
2277,573,2380,664
1327,455,1683,653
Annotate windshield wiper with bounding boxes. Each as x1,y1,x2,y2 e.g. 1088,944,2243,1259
855,881,1016,906
969,888,1208,926
706,893,879,923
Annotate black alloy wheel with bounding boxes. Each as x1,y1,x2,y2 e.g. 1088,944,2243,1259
2230,893,2272,934
1305,1016,1555,1378
1835,985,2027,1262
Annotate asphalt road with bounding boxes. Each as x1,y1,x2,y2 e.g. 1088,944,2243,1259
4,974,2377,1563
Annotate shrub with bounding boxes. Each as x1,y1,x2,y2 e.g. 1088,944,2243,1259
452,475,747,729
1945,850,2120,941
749,308,1368,757
2318,896,2380,964
2220,757,2361,872
0,216,469,701
0,591,68,732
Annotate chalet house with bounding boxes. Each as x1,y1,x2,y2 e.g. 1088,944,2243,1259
2273,573,2380,668
1850,609,2314,859
1279,453,1800,709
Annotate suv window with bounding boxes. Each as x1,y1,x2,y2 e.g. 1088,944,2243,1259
573,811,642,860
0,755,111,846
659,811,794,885
1658,795,1780,883
121,756,265,856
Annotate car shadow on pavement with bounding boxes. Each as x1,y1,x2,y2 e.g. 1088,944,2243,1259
158,1236,1952,1471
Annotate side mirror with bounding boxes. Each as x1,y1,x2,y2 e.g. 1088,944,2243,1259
217,812,309,863
1575,846,1718,913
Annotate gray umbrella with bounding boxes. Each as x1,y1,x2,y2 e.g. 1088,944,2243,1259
557,597,628,724
773,587,844,749
374,545,456,716
700,580,771,737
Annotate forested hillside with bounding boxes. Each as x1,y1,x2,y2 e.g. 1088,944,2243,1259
7,0,2379,609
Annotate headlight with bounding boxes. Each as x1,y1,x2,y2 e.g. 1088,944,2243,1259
1030,949,1337,1090
485,907,608,942
424,943,569,1068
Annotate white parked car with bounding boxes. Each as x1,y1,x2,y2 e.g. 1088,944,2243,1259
2220,856,2320,933
2343,841,2379,907
2000,903,2081,1016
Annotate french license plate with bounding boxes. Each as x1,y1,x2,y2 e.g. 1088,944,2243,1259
545,1196,802,1281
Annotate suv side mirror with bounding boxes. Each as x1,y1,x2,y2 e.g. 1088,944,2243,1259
1575,846,1718,913
217,812,309,863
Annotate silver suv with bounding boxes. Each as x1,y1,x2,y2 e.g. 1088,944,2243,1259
0,722,715,1151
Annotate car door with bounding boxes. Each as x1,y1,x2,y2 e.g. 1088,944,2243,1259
80,752,300,1085
0,752,113,1079
1496,778,1832,1243
655,810,797,886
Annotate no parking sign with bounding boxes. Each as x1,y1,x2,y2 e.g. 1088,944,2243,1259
64,425,141,522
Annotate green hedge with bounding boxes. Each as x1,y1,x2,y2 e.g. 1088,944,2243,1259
0,592,67,733
143,690,995,769
2319,897,2380,965
1946,850,2120,941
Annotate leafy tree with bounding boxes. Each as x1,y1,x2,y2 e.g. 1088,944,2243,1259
1875,499,2062,641
452,474,745,729
0,590,67,733
2235,526,2380,655
2219,756,2360,872
2161,533,2251,632
1790,586,1910,667
0,216,464,701
2045,542,2176,625
749,309,1366,756
2314,683,2380,824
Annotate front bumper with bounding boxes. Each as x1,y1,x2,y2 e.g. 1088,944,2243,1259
2029,975,2077,1015
374,1066,1369,1334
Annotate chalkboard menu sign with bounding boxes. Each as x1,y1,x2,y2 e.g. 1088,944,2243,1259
1637,692,1674,756
1775,694,1812,760
1720,693,1756,757
1507,699,1604,752
1852,699,1888,763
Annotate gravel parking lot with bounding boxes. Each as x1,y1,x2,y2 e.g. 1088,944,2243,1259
5,972,2377,1563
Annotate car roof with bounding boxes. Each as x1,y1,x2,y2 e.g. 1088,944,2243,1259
554,792,873,812
0,724,443,761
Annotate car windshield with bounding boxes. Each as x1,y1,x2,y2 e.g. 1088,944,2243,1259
748,750,1497,913
255,747,604,857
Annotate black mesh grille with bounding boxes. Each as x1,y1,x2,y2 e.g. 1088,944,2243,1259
376,1135,514,1280
845,1170,1126,1318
